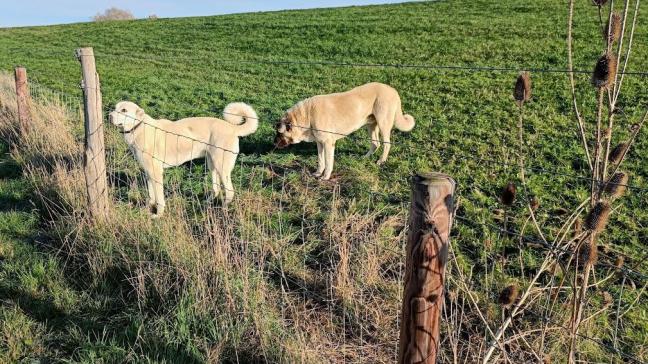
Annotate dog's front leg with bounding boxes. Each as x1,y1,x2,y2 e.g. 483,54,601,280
146,179,156,210
151,167,165,218
313,142,325,177
321,141,335,180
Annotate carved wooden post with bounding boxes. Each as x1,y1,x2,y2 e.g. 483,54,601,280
14,67,32,134
76,47,109,220
399,172,456,364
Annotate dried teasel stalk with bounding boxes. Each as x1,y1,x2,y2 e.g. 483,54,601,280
500,182,516,206
585,201,611,233
604,171,629,198
604,13,622,44
592,53,618,88
514,72,531,107
608,142,628,164
577,240,598,267
498,284,519,306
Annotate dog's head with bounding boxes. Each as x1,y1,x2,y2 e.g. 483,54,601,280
110,101,145,133
275,108,309,148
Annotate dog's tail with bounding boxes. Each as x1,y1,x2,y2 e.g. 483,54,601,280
223,102,259,137
395,108,415,132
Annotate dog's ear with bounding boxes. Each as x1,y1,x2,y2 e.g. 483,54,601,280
284,113,293,132
135,107,145,121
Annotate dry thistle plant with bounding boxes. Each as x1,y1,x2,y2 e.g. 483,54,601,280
514,72,531,107
482,1,646,362
604,13,622,44
500,182,517,206
603,171,628,198
497,284,519,307
591,53,617,88
584,201,611,234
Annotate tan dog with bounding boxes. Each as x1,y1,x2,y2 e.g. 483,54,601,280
109,101,258,217
275,82,414,180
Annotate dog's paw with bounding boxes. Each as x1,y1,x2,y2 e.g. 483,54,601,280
376,159,386,166
151,213,161,219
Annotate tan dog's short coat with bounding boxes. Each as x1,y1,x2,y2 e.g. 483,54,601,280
275,82,414,180
110,101,258,217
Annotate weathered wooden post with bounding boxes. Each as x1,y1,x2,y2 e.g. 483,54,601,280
76,47,109,220
14,66,32,134
399,172,456,364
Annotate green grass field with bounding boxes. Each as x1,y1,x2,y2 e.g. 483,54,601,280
1,0,647,362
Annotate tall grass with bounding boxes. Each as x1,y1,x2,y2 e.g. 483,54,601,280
0,72,409,362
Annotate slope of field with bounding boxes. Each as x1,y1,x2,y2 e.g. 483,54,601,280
0,0,647,362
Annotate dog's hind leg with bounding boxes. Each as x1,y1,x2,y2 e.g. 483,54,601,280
206,157,222,200
376,120,392,165
364,123,381,157
222,173,235,206
322,141,336,180
313,142,325,177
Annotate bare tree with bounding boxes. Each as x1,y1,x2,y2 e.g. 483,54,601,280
93,7,135,22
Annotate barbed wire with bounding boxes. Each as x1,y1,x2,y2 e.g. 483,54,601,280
453,215,648,282
85,51,648,77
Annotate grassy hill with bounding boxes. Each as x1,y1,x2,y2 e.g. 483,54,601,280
0,0,647,362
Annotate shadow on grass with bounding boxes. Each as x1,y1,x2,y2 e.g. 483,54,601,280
0,284,204,363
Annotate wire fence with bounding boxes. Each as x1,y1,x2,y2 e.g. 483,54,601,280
13,50,648,363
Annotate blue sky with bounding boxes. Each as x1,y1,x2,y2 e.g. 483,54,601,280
1,0,413,27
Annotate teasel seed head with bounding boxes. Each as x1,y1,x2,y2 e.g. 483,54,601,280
585,202,611,234
577,240,598,267
604,13,622,44
602,291,613,307
604,171,629,199
500,182,516,206
529,195,540,211
592,53,618,89
592,0,609,6
514,72,531,107
498,284,519,306
608,142,629,164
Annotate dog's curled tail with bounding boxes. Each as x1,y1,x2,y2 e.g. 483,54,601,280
395,109,415,132
223,102,259,137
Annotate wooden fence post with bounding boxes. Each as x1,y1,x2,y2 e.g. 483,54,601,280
399,172,456,364
76,47,109,220
14,66,31,134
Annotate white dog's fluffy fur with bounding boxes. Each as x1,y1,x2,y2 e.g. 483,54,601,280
109,101,258,217
274,82,415,180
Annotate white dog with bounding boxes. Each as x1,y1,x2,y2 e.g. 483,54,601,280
109,101,258,217
274,82,415,180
